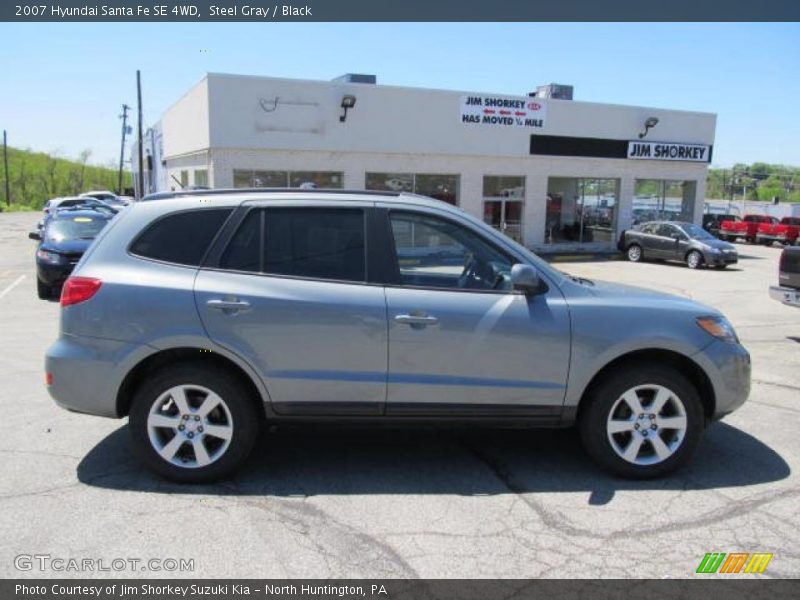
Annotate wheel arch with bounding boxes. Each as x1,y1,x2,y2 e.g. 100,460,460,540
575,348,715,423
116,347,267,418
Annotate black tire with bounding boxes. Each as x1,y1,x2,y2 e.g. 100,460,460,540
626,244,643,262
37,278,53,300
579,363,705,479
129,362,261,483
686,250,703,269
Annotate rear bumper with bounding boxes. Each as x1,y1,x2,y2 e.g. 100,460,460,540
45,333,149,418
36,262,75,286
770,285,800,307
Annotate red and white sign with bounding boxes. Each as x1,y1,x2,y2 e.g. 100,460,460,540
460,95,547,129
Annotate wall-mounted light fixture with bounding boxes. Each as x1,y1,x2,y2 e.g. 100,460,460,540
638,117,659,139
340,95,356,122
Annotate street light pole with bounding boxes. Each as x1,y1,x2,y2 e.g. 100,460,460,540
2,130,9,207
118,104,130,195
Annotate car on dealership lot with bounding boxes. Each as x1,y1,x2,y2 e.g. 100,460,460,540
45,189,750,482
702,213,739,238
769,246,800,308
619,221,738,269
756,216,800,247
38,197,118,230
29,206,115,299
81,190,129,209
719,214,777,243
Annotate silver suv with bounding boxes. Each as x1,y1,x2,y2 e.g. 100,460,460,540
46,190,751,482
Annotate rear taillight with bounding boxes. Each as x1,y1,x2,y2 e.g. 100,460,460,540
60,277,102,307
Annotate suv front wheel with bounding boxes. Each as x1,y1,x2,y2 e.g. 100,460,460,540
579,364,704,478
129,362,261,483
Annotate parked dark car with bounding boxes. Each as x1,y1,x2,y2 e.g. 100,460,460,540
29,206,115,299
702,214,738,238
619,221,738,269
770,246,800,307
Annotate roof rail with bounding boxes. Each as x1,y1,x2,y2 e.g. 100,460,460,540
141,188,403,201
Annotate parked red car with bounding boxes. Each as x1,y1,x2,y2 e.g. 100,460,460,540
720,214,778,243
756,216,800,246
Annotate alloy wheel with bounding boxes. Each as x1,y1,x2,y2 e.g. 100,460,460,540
146,384,234,468
606,384,688,466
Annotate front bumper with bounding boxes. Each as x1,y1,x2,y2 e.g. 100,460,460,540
770,285,800,308
756,234,788,244
704,251,738,266
693,340,751,420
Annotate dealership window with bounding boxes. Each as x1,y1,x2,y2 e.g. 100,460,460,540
365,173,460,205
179,170,189,188
194,169,208,187
633,180,697,224
232,170,343,189
545,178,619,244
482,176,524,243
288,171,343,189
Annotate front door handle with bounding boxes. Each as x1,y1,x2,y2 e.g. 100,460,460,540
394,313,439,328
206,298,251,313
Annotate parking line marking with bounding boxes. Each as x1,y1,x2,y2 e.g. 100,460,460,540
0,275,25,300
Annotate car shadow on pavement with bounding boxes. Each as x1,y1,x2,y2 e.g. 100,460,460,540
76,421,789,505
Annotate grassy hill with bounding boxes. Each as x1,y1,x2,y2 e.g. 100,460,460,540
0,147,129,211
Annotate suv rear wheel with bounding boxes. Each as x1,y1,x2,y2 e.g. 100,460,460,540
129,362,261,483
579,364,704,478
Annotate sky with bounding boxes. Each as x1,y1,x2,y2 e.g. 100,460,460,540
1,22,798,168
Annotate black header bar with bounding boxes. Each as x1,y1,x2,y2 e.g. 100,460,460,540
3,1,800,22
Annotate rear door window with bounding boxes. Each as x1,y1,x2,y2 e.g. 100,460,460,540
130,208,233,266
219,207,366,283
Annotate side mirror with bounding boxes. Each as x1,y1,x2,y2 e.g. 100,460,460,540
28,230,42,241
511,264,543,295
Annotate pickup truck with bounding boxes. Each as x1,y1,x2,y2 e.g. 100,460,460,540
720,214,778,243
770,246,800,307
756,216,800,246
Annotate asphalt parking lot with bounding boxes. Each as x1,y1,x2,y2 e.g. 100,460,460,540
1,210,798,579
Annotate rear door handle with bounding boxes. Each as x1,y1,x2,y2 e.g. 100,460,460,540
206,298,251,313
394,314,439,328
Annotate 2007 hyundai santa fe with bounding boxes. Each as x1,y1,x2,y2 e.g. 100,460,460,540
45,190,751,482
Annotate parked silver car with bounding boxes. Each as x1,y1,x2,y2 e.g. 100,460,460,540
45,190,750,482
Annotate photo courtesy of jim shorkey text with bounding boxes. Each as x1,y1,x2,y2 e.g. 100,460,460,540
15,583,391,597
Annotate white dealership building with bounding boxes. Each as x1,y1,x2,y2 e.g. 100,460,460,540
136,72,716,252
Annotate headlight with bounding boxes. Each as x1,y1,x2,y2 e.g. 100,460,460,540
36,249,62,264
697,316,739,343
706,246,721,253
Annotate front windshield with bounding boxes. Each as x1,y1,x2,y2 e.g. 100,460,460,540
47,216,108,241
681,223,714,240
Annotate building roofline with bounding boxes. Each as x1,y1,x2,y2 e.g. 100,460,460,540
204,71,717,119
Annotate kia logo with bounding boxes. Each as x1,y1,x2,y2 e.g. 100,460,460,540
527,102,541,110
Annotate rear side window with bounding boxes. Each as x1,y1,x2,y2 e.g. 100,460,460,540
130,208,232,266
220,207,366,282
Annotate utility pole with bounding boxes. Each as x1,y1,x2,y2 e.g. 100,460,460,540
136,70,144,200
117,104,130,195
2,130,9,207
